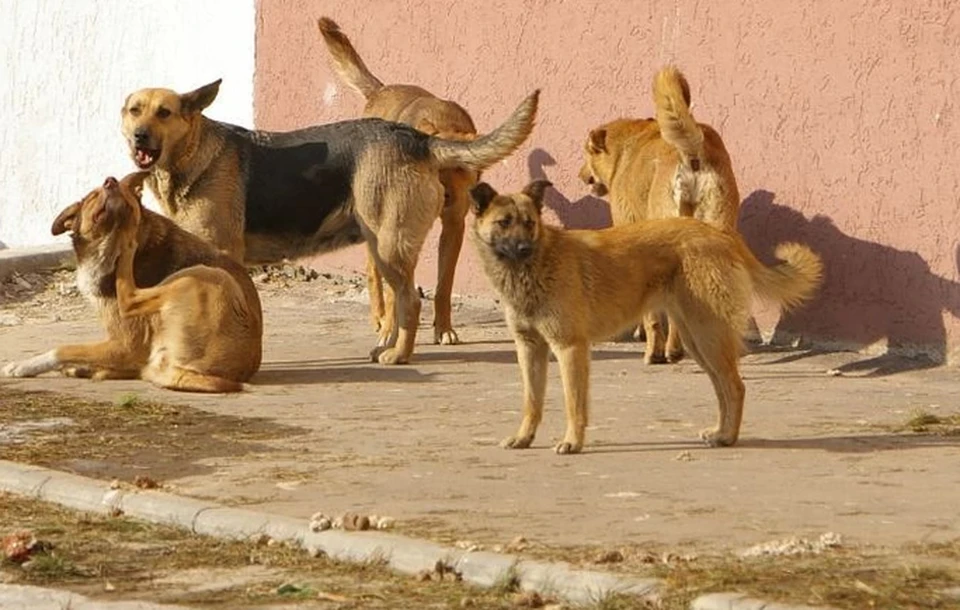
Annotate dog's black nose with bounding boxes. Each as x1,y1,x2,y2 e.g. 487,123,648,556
514,242,534,259
103,177,118,190
133,127,149,145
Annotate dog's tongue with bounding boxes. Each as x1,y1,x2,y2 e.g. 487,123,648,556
135,149,154,167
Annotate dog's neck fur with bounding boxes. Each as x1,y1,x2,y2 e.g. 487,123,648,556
473,226,558,317
147,116,227,216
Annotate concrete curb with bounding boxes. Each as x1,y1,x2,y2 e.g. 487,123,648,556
690,592,837,610
0,244,74,281
0,460,659,606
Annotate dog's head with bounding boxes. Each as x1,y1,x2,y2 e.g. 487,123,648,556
578,118,658,198
52,172,150,248
470,180,551,263
120,79,222,171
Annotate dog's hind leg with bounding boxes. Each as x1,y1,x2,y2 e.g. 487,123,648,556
672,313,745,447
143,364,243,393
365,251,387,332
665,315,685,362
642,311,668,364
433,171,472,345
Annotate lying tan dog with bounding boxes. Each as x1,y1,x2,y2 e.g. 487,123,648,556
120,77,536,365
318,16,479,345
471,180,821,453
579,66,741,364
1,172,262,391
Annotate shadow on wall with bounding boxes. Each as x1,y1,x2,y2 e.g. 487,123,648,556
739,190,960,375
526,149,611,229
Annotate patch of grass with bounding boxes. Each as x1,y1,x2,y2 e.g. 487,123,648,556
115,392,142,408
904,409,960,434
490,563,522,596
0,387,301,482
0,494,529,609
652,551,960,610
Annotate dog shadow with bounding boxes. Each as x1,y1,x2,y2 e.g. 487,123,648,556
252,359,437,385
739,190,960,375
584,432,960,455
527,149,611,229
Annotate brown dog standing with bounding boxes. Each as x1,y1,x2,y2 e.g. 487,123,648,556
579,66,741,364
120,77,537,365
1,172,262,391
471,180,821,453
318,16,479,346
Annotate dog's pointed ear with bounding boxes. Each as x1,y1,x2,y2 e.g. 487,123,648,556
51,201,82,236
588,128,607,154
120,171,149,200
522,180,552,211
180,79,222,114
470,182,498,217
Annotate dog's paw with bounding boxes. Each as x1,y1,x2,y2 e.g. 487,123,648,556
376,347,409,365
1,361,31,378
644,351,668,365
554,441,583,455
667,347,685,363
699,427,738,447
500,435,534,450
434,327,460,346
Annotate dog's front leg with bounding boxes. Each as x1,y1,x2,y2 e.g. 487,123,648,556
554,342,590,454
114,240,166,318
1,341,135,379
501,326,549,450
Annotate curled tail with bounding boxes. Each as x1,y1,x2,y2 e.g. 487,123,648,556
317,17,383,99
748,242,824,311
428,90,539,171
653,66,704,170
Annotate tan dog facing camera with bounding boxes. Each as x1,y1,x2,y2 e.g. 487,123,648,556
471,180,822,453
1,172,262,392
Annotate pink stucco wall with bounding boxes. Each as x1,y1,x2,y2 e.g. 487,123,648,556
255,0,960,362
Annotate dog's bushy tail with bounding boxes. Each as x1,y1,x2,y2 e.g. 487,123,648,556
317,17,383,99
747,242,824,311
653,66,704,170
429,90,539,171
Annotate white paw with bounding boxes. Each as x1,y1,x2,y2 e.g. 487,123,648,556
2,361,29,377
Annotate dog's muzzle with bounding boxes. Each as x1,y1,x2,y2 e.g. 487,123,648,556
131,128,161,170
494,240,535,262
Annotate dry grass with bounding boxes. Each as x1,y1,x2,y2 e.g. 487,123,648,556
0,386,301,482
0,494,541,609
902,409,960,435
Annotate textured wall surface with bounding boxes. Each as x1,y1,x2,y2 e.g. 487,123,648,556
257,0,960,360
0,0,255,248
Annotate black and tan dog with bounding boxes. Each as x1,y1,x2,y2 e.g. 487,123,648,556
120,79,538,364
471,180,822,454
579,66,741,364
1,172,262,391
318,17,480,346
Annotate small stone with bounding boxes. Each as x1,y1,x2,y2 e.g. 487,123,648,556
511,590,544,608
310,517,332,532
267,538,280,547
507,535,528,551
108,507,124,518
248,533,270,547
460,597,477,608
417,570,433,582
375,516,395,530
133,475,159,489
826,368,843,377
307,546,326,558
594,549,624,564
109,479,122,490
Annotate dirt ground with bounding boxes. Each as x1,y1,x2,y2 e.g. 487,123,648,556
2,268,960,568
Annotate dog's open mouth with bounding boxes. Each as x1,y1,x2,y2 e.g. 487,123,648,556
133,147,160,169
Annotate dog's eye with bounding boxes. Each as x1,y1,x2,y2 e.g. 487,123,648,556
128,106,142,117
497,217,512,228
524,219,535,230
156,107,171,119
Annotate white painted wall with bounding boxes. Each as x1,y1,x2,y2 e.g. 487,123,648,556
0,0,255,249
